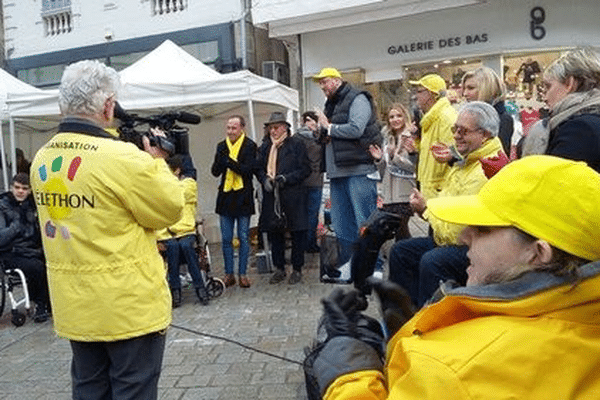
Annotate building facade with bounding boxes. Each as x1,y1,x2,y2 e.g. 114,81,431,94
3,0,289,88
254,0,600,117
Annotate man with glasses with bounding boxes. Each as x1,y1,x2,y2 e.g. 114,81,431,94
409,74,456,200
388,101,506,307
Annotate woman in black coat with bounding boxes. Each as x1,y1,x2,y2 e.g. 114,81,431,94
540,48,600,173
256,112,311,285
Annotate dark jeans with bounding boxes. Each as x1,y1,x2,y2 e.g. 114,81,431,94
268,230,306,272
388,236,469,307
0,253,49,306
70,331,166,400
164,235,206,291
306,187,323,250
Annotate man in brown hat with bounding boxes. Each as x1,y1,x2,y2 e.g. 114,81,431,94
256,112,311,284
312,68,381,277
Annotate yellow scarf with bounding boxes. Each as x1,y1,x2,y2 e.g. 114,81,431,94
223,134,245,192
267,132,288,179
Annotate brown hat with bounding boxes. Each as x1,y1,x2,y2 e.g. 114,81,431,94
264,112,290,127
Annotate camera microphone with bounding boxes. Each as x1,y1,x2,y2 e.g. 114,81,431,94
173,111,201,125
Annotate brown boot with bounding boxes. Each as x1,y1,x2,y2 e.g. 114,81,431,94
223,274,236,287
239,275,251,288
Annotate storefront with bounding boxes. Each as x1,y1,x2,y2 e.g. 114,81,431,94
295,0,600,119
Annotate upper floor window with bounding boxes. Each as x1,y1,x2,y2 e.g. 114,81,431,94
153,0,188,15
42,0,73,36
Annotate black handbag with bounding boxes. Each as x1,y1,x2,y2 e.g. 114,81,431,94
271,185,287,231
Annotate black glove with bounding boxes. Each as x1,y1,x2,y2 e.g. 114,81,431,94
310,336,383,398
304,288,385,399
274,174,286,187
368,277,416,339
263,177,274,192
218,146,229,160
225,156,238,170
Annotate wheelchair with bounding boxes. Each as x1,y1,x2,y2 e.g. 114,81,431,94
193,220,225,299
0,262,32,327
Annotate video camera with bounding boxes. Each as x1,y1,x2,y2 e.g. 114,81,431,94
114,102,201,155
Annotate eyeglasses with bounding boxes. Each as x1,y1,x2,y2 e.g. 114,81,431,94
451,125,482,136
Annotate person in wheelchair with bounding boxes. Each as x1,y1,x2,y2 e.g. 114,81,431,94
0,173,50,323
157,155,210,307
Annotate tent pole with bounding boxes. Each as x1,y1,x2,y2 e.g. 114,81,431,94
247,99,256,141
9,116,16,178
0,122,7,192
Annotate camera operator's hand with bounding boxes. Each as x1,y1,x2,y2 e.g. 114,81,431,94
263,177,274,193
274,175,286,187
144,127,170,159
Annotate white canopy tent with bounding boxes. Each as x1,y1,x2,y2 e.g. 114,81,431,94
117,40,299,140
0,69,59,190
3,40,299,238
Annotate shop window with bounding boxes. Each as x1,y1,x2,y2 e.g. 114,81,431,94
152,0,188,15
42,0,72,36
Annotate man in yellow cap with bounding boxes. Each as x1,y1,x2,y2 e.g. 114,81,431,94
312,67,381,278
409,73,456,200
306,155,600,399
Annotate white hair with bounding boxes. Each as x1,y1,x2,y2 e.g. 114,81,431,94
458,101,500,137
58,60,121,116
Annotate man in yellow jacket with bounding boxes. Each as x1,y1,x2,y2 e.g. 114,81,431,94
307,155,600,400
409,74,456,200
30,60,184,400
389,101,506,307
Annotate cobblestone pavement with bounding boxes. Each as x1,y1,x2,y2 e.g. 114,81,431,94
0,218,428,400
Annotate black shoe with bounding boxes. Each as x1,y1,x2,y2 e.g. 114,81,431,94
33,303,50,323
288,270,302,284
195,288,210,306
171,288,182,308
269,269,286,284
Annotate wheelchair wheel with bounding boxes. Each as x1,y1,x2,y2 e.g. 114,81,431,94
11,310,26,327
206,277,225,299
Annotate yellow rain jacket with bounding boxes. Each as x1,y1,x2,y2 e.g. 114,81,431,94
415,97,456,200
324,262,600,399
423,136,504,246
31,126,184,341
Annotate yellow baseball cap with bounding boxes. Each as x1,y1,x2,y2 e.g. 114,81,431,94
409,74,446,94
428,155,600,261
312,67,342,81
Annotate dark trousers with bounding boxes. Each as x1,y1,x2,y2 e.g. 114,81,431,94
70,331,166,400
268,230,306,272
388,236,469,307
1,253,49,306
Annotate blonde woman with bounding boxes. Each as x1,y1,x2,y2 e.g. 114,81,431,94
369,103,416,240
461,66,514,154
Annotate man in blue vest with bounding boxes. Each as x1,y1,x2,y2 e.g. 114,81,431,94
313,67,380,277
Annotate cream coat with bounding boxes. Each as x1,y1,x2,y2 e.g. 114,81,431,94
31,130,184,341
